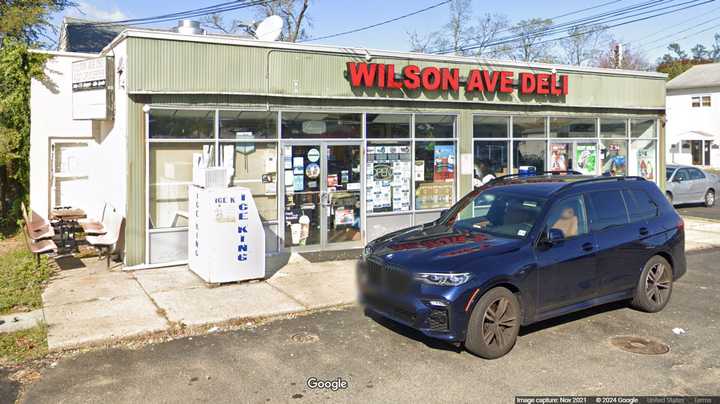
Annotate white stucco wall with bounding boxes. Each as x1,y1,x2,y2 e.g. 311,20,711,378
666,89,720,168
29,49,128,221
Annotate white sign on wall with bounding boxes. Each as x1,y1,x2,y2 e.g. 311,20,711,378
72,57,113,120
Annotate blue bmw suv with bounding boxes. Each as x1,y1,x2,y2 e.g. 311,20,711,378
358,175,686,359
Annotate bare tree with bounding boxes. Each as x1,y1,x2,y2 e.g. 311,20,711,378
509,18,555,62
594,41,650,70
201,14,244,35
407,30,437,53
257,0,311,42
559,24,609,66
470,13,510,57
444,0,473,55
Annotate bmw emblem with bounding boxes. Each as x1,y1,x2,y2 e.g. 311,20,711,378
385,254,394,260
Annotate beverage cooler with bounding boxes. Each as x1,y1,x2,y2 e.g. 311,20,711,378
188,185,265,283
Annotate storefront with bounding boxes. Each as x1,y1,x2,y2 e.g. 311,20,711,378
29,29,667,269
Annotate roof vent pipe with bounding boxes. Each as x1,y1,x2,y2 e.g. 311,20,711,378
173,20,205,35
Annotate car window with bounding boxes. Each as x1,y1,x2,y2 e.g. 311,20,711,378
665,168,675,181
453,189,545,239
586,190,629,232
675,169,689,182
623,189,658,222
544,195,588,239
689,168,705,180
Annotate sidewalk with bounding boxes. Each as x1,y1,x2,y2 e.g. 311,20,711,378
39,215,719,351
42,254,357,351
683,216,720,251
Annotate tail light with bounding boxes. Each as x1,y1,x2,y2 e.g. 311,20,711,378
677,217,684,231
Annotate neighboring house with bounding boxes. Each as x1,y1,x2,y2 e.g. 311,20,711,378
666,63,720,169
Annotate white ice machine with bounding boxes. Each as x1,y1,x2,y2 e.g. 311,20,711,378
188,185,265,283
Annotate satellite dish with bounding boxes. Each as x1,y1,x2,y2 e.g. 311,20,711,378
255,15,283,41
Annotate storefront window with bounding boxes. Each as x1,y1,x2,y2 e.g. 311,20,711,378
366,142,412,213
219,142,278,221
149,143,213,229
281,112,361,138
149,109,214,139
219,111,277,139
599,139,628,176
600,118,627,138
473,116,509,138
415,115,455,138
474,141,509,178
366,114,410,138
549,117,596,138
631,118,657,139
630,139,657,181
549,142,598,175
414,141,455,210
513,140,546,173
512,116,546,138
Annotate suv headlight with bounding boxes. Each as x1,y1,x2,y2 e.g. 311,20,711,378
415,272,471,286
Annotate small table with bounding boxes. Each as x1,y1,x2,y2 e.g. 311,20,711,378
50,208,87,252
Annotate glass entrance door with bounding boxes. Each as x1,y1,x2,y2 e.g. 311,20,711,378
283,143,362,250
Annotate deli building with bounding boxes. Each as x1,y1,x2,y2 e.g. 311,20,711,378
30,26,667,269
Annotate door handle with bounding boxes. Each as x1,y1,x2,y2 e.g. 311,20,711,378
582,242,594,252
639,227,649,236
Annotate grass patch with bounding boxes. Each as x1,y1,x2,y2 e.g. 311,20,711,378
0,323,48,366
0,245,53,315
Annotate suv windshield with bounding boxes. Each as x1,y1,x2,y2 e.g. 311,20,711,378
448,189,546,239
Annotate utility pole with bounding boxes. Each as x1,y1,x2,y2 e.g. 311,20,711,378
613,43,623,69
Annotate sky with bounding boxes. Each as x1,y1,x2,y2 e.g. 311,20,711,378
55,0,720,63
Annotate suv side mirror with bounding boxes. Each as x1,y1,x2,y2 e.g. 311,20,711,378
548,228,565,243
539,228,565,249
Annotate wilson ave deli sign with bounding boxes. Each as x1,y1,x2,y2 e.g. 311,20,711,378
346,62,569,96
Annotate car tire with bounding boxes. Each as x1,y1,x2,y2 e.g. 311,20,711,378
666,192,673,205
465,287,520,359
631,256,673,313
704,189,715,207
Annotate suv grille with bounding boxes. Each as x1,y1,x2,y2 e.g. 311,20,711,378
364,294,416,324
426,308,449,331
366,259,412,294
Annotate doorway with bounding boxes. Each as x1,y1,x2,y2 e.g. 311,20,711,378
282,142,362,250
50,140,91,210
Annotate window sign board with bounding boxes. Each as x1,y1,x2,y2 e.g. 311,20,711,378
72,57,114,120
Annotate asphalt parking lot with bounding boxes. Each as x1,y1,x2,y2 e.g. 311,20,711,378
12,249,720,404
676,203,720,221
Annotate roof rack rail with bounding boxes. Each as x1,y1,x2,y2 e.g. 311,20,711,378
557,175,646,191
488,170,583,184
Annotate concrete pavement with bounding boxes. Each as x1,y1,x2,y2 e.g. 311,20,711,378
35,216,719,351
19,249,720,403
41,253,357,351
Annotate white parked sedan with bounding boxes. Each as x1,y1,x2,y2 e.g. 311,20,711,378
665,164,718,207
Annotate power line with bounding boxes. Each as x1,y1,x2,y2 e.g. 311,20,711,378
91,0,271,27
438,0,712,55
644,21,720,53
626,4,720,44
633,9,720,49
300,0,452,43
451,0,713,58
432,0,677,54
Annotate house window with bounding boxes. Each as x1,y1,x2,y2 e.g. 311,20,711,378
692,96,711,108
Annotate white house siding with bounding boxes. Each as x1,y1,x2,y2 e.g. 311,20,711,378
666,88,720,168
29,49,128,222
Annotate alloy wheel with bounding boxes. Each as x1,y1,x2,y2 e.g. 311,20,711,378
645,262,671,307
706,191,715,207
481,297,518,349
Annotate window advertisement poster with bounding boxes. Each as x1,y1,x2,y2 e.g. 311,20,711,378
366,145,411,213
550,143,568,172
433,145,455,181
575,144,597,175
637,149,655,180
